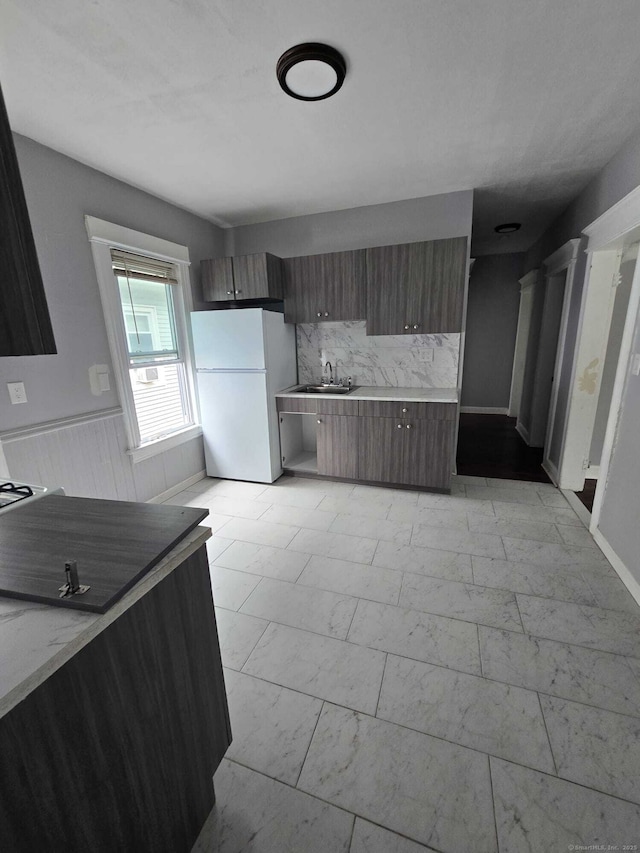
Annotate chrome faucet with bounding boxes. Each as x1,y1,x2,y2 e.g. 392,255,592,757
323,361,334,384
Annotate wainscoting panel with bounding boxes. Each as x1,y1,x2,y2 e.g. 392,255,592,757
1,409,205,502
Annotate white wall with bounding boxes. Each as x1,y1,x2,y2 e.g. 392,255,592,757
0,134,223,497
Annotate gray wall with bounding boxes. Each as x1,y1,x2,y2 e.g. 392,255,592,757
229,190,473,257
524,123,640,569
460,253,524,409
1,134,224,433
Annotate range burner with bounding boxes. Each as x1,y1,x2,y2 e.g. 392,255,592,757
0,481,63,513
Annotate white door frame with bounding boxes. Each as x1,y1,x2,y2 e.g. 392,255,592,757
508,270,537,418
540,239,581,484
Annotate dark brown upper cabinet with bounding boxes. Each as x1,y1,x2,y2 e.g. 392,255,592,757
366,237,467,336
0,83,56,356
283,249,366,324
201,252,283,302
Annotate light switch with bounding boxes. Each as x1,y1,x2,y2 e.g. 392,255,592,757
7,382,27,404
89,364,110,395
632,353,640,376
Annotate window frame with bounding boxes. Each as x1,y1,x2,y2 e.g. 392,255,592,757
86,216,201,462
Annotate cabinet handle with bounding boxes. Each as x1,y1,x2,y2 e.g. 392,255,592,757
317,312,322,317
406,424,412,429
397,423,403,429
317,419,322,424
413,324,419,330
236,290,242,295
324,312,329,317
226,291,234,295
404,324,410,330
402,407,408,413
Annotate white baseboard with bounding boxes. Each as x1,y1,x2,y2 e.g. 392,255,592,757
147,470,207,504
542,459,559,486
459,406,509,415
592,527,640,609
561,488,592,528
515,421,530,445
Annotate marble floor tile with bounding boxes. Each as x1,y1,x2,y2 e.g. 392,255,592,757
210,565,262,611
490,499,582,526
539,490,571,507
192,759,353,853
240,577,358,639
516,594,640,657
556,523,600,549
399,574,522,632
223,669,323,785
483,477,545,491
351,484,419,505
216,517,300,549
471,556,597,605
479,626,640,717
583,574,640,615
540,695,640,803
317,494,391,519
464,485,543,505
213,541,310,582
350,819,436,853
182,476,218,494
491,756,640,853
214,608,269,671
243,623,386,714
503,537,609,571
205,535,233,564
416,493,496,516
387,504,470,531
256,485,324,509
451,474,487,486
205,479,269,500
274,475,355,496
297,555,402,605
377,655,555,773
297,704,497,853
330,513,413,544
372,541,473,583
347,599,482,675
259,503,337,531
411,525,505,558
287,528,378,564
199,495,270,520
467,515,563,544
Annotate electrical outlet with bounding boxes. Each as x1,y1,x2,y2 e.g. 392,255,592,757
7,382,27,404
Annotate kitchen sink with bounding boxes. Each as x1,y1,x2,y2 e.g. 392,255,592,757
296,385,357,394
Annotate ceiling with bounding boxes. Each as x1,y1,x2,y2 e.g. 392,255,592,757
2,0,640,255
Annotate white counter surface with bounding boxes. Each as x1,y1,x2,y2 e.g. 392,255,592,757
0,525,210,719
276,385,458,403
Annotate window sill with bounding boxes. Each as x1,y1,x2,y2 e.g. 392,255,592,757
127,424,202,464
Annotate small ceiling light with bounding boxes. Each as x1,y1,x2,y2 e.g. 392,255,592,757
494,223,522,234
277,43,346,101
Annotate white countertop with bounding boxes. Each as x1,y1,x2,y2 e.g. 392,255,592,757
0,525,211,719
276,385,458,403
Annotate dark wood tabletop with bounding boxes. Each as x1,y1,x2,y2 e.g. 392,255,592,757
0,494,208,613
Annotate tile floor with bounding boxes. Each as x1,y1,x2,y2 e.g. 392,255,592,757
167,474,640,853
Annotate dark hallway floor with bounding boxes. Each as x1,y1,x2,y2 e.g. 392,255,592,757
456,413,552,484
575,478,597,513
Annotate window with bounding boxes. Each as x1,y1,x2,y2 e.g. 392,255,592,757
86,217,200,461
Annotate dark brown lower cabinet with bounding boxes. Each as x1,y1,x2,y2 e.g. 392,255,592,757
317,414,359,478
0,545,230,853
358,416,406,483
403,419,456,490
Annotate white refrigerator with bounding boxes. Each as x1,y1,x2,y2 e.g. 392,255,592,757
191,308,297,483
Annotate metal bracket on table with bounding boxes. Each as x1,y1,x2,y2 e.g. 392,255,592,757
58,560,91,598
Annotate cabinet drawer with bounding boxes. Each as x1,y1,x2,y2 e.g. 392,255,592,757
316,398,359,416
276,397,317,414
357,401,456,421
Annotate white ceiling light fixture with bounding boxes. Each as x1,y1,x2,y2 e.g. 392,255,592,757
276,43,346,101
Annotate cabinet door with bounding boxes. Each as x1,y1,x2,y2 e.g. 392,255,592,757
1,84,56,355
418,237,467,333
358,416,405,483
232,253,283,300
283,250,365,324
317,415,359,479
402,419,455,490
365,244,411,335
202,257,234,301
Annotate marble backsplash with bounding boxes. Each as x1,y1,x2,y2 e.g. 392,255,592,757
296,321,460,388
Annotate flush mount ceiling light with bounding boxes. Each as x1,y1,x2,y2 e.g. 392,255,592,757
276,43,346,101
494,222,522,234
